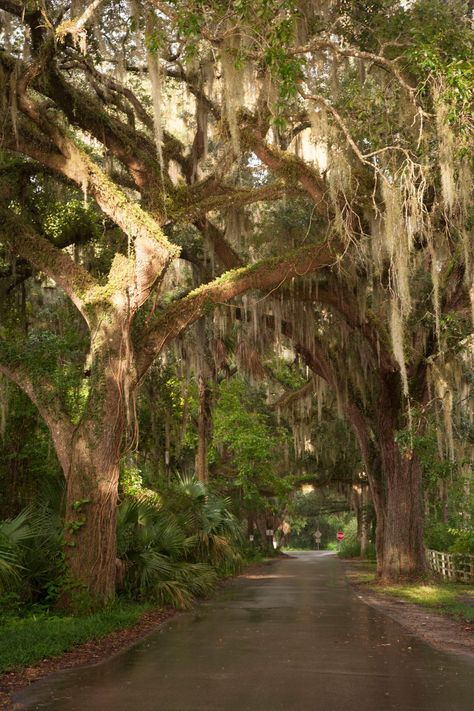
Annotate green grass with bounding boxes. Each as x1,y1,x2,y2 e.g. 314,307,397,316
0,602,151,674
379,582,474,621
350,570,474,622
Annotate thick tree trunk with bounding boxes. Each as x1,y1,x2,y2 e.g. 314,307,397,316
376,375,426,582
63,430,121,603
196,373,212,484
61,311,133,605
256,515,273,552
379,441,426,582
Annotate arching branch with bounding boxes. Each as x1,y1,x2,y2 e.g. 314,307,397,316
0,207,96,320
135,240,338,380
0,345,75,474
243,126,330,214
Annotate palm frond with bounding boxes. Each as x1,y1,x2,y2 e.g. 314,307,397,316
0,507,35,546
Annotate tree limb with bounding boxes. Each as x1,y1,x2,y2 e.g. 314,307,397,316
136,240,339,380
0,342,75,473
243,126,330,215
0,207,97,320
171,179,301,221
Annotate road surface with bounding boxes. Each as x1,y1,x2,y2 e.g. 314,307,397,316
14,552,474,710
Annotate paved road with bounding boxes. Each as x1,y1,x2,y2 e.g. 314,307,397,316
14,552,474,710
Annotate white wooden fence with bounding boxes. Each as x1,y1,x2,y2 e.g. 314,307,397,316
426,549,474,583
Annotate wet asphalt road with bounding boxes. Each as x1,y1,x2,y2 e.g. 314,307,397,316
14,552,474,711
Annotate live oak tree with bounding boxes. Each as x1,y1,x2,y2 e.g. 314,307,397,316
0,0,337,601
0,0,472,597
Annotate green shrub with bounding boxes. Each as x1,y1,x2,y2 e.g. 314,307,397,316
117,476,242,608
425,523,474,554
448,528,474,554
0,507,63,607
337,519,360,558
425,522,456,551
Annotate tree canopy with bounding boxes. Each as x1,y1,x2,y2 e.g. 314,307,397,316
0,0,472,602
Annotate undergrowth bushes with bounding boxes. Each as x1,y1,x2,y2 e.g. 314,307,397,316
336,518,376,560
424,522,474,554
0,476,243,614
117,476,242,608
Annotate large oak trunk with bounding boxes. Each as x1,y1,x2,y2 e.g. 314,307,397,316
62,421,123,603
376,375,426,582
61,313,132,605
379,441,426,582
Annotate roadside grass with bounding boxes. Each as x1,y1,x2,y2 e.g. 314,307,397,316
348,563,474,623
0,554,266,676
378,582,474,622
0,602,151,674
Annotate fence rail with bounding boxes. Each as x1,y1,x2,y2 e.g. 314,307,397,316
426,549,474,583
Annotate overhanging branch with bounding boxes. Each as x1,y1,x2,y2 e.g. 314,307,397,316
136,239,339,380
0,207,96,320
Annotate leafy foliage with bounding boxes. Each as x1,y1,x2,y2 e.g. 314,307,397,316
117,476,242,608
0,507,63,606
211,377,292,506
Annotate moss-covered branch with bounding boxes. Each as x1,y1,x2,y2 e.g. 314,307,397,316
135,239,338,380
3,74,181,298
0,207,96,320
242,126,330,215
0,342,74,473
170,179,303,221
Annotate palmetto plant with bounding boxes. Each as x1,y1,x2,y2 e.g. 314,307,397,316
117,493,216,609
116,477,242,608
0,507,62,598
172,476,243,573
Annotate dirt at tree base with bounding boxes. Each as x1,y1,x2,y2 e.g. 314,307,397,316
0,608,176,710
343,561,474,660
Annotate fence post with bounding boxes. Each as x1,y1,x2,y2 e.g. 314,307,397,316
426,549,474,583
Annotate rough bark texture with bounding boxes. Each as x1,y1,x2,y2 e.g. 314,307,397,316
380,446,426,581
196,374,212,484
299,342,426,582
61,307,133,601
63,429,122,602
375,375,426,581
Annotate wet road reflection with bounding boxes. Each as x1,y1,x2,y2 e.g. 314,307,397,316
14,552,474,711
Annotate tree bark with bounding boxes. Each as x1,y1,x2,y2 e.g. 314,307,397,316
60,304,134,603
376,375,426,581
378,438,426,581
63,424,122,603
196,373,212,484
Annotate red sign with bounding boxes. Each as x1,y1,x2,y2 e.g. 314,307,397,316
336,531,345,541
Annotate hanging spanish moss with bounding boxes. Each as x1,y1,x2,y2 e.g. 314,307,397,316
389,298,409,398
146,14,164,176
434,83,456,213
220,33,244,156
381,179,412,318
191,57,215,182
428,337,474,466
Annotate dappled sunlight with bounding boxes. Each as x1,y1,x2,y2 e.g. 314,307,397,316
384,582,474,609
240,574,296,580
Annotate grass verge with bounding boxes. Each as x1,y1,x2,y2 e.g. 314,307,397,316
0,602,151,674
349,563,474,623
378,581,474,622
